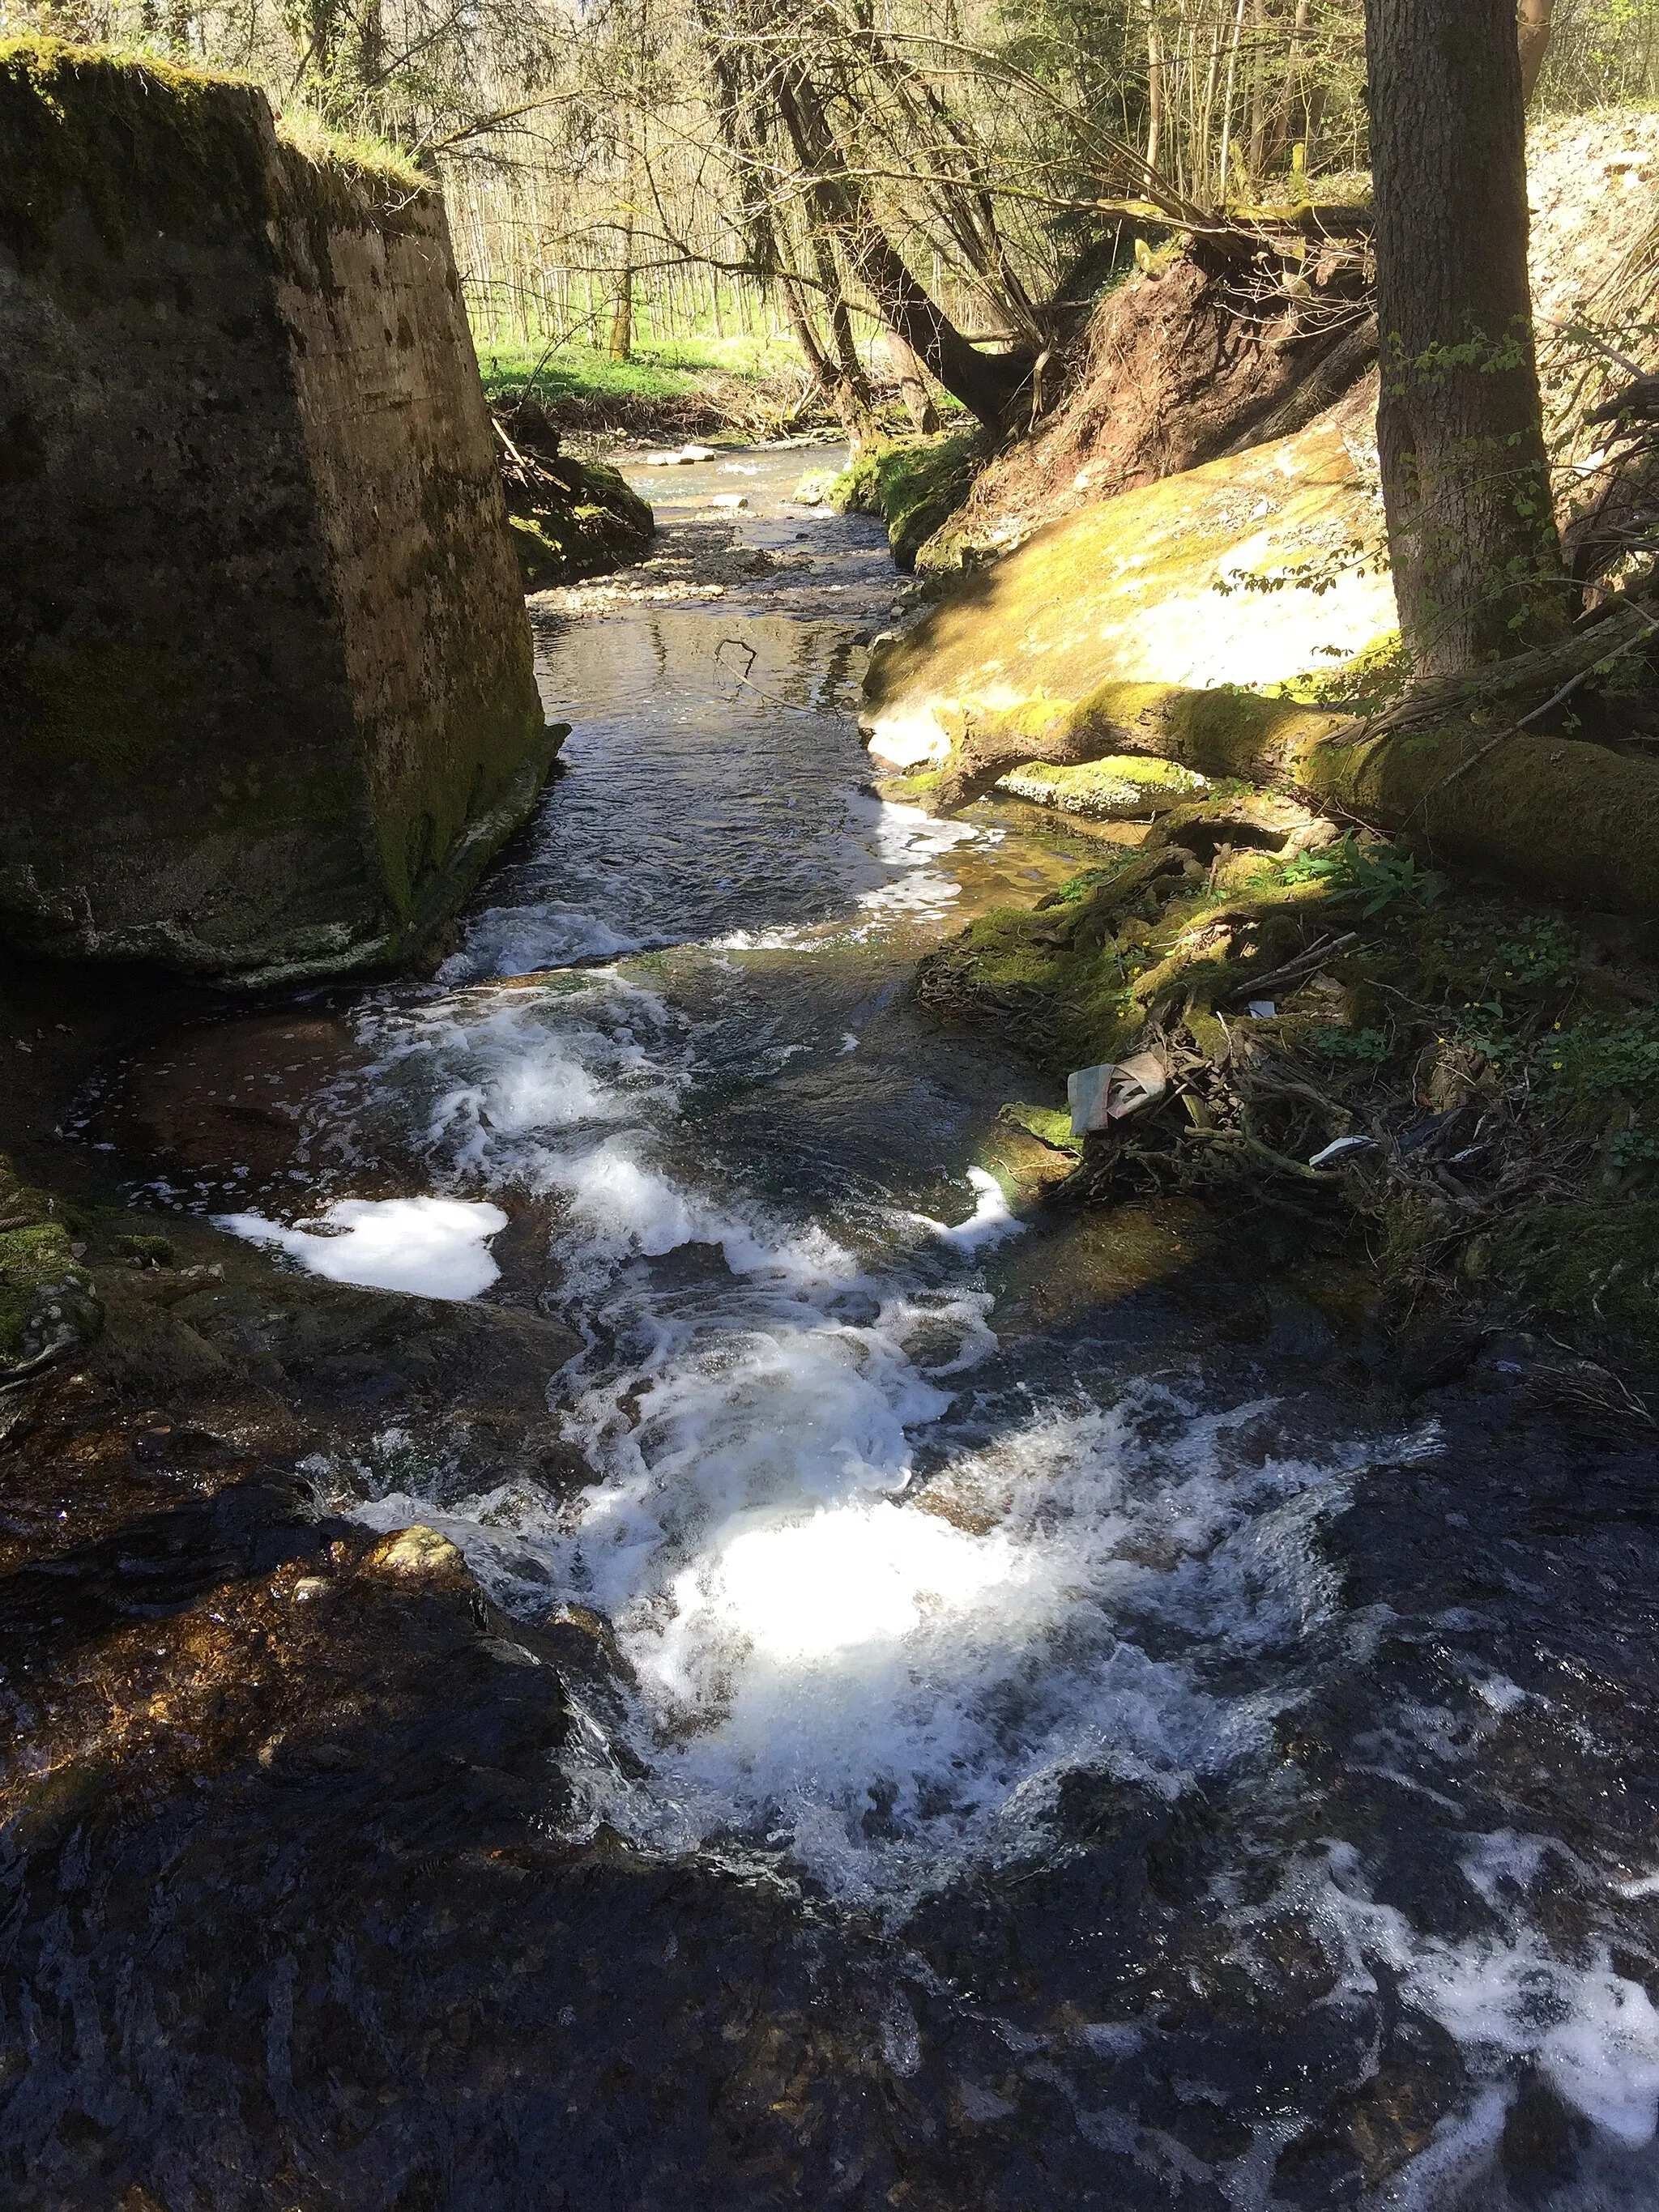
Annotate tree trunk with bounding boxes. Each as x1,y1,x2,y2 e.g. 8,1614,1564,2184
608,220,634,363
1517,0,1554,102
774,72,1030,431
608,156,635,364
1247,0,1269,182
809,228,882,449
1363,0,1565,674
917,603,1659,916
1145,2,1165,181
888,334,940,433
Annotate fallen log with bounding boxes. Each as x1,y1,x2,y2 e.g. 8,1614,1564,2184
920,598,1659,916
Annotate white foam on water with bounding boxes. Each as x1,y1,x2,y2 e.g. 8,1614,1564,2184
540,1390,1362,1903
216,541,1659,2197
442,905,652,982
1316,1843,1659,2161
912,1165,1025,1254
271,947,1381,1910
217,1195,508,1300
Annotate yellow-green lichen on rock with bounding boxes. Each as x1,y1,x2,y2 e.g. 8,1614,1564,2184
864,386,1659,915
861,404,1394,774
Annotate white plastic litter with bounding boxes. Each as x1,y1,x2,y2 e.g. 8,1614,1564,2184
1247,999,1277,1019
1307,1134,1380,1169
1067,1051,1167,1136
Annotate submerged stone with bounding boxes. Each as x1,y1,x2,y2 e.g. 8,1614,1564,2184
0,39,556,986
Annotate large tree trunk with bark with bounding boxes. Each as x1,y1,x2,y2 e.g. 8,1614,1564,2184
1363,0,1565,673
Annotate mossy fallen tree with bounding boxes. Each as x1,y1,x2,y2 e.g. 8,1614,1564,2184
911,599,1659,918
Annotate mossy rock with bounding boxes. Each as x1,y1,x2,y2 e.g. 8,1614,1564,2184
0,1151,100,1370
0,1220,99,1370
862,410,1394,770
999,1102,1081,1154
510,458,654,589
996,757,1209,820
830,430,983,572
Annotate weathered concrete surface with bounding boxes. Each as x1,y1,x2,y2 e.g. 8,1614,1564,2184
0,40,556,986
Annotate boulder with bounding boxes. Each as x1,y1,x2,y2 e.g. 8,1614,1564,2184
830,428,983,570
863,391,1393,774
0,39,557,987
864,381,1659,917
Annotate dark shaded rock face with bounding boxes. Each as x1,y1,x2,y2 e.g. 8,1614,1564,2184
495,395,655,588
0,39,557,987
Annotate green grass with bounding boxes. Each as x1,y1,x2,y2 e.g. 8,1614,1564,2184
473,330,807,406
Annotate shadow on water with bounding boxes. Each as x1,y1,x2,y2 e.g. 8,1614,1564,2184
5,448,1659,2210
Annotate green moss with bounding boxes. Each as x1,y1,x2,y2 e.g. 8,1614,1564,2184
830,429,983,571
0,1220,89,1358
112,1233,175,1264
0,36,430,273
506,456,654,589
999,1102,1082,1154
0,641,196,780
0,36,271,262
998,756,1209,819
0,1154,58,1228
271,107,424,196
917,826,1368,1074
1492,1203,1659,1348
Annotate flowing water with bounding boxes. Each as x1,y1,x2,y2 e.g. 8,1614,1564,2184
15,450,1659,2210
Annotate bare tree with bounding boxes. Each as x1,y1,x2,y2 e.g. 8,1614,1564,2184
1518,0,1554,101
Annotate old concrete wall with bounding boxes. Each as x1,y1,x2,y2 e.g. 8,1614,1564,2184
0,38,553,985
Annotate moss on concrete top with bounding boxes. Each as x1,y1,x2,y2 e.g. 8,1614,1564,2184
0,36,428,265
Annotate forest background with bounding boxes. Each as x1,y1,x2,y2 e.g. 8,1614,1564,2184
6,0,1657,425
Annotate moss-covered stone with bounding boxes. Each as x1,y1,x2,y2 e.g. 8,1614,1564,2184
0,38,424,268
863,397,1659,916
830,429,983,571
861,410,1394,770
509,458,654,589
996,756,1210,819
0,1155,99,1370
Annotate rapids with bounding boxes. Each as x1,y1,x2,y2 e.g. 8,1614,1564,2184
15,446,1659,2210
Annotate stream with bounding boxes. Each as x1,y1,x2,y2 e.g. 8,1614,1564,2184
10,447,1659,2210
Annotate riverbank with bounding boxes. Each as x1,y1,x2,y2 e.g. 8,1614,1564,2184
476,330,843,441
6,453,1659,2211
